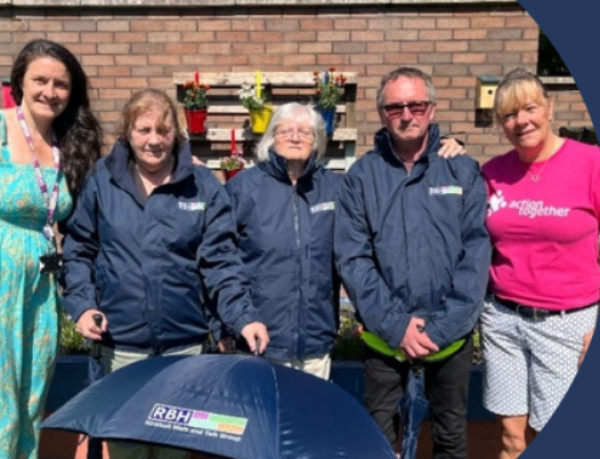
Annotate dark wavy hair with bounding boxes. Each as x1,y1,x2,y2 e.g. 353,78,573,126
10,39,102,197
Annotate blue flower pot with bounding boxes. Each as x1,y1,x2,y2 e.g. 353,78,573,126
317,106,337,136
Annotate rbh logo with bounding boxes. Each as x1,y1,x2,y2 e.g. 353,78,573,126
149,404,193,425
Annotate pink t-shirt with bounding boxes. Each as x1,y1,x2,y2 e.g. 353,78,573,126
482,138,600,310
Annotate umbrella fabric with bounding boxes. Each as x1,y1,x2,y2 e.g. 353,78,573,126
398,365,429,459
43,354,396,459
86,315,105,459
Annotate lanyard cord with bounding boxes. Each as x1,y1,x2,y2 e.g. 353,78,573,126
16,106,62,243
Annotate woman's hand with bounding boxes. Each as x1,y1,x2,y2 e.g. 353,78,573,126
578,329,594,367
75,309,108,341
438,137,466,159
240,322,270,354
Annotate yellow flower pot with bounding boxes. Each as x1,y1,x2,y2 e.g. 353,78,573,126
249,105,273,134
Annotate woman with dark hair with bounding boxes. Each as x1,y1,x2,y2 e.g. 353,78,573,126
0,39,102,459
61,88,268,459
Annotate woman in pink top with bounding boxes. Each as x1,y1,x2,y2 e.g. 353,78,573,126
480,68,599,459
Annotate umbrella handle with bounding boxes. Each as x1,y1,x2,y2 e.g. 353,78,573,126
91,314,103,360
254,338,261,356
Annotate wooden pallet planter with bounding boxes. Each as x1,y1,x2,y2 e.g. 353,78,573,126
173,72,358,172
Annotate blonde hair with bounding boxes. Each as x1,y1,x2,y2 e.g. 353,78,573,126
115,89,186,147
494,68,550,123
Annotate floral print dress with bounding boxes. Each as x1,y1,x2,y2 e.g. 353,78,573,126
0,113,72,459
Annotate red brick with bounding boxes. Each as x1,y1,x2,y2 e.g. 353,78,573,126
351,30,384,42
317,31,349,42
197,20,231,32
437,18,470,29
335,19,369,30
46,32,80,43
504,40,538,51
384,53,418,65
64,21,96,32
266,42,299,54
266,20,300,32
114,77,148,89
231,20,265,32
82,55,115,66
98,88,132,99
97,21,130,32
131,21,165,32
283,31,317,42
66,44,96,55
114,32,147,43
165,21,197,32
148,55,182,66
506,16,538,28
403,18,436,29
199,43,230,55
164,43,199,55
283,54,316,66
420,30,453,41
115,55,147,66
454,29,487,40
98,66,131,77
215,31,249,42
88,77,115,89
472,17,506,28
29,20,62,32
302,19,334,31
181,32,215,43
367,18,402,30
148,32,181,43
232,43,266,55
83,33,114,43
386,30,419,41
453,53,487,64
248,32,283,43
214,55,249,66
436,41,469,52
367,42,400,53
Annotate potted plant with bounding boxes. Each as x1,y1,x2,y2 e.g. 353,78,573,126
220,148,246,181
238,82,273,134
313,67,347,136
183,79,210,135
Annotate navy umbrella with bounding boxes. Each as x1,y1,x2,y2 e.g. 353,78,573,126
398,363,429,459
43,354,396,459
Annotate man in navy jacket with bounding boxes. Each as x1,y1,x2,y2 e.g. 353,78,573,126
335,67,490,459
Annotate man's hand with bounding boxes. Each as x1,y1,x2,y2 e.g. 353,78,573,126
241,322,269,354
578,329,594,367
438,137,466,159
400,317,439,359
75,309,108,341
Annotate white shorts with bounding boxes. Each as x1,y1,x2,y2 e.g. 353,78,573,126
266,354,331,380
480,294,597,431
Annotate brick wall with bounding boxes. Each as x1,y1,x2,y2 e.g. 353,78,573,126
0,4,593,165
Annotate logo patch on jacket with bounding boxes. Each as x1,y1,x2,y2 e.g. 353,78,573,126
178,201,206,211
310,201,335,214
429,186,463,196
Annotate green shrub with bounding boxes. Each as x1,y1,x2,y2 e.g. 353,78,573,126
59,310,89,355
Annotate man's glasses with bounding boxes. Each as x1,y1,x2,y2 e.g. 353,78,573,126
275,128,314,141
383,101,432,118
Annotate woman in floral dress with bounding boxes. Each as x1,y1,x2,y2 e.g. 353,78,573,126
0,39,101,459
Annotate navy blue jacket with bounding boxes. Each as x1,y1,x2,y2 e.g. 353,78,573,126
222,151,343,360
335,125,490,350
61,140,259,353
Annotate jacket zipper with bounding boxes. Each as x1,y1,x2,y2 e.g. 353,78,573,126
292,191,303,359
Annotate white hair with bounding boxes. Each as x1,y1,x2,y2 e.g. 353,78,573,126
255,102,327,162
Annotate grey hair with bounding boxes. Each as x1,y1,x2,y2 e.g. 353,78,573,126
376,66,436,111
255,102,327,162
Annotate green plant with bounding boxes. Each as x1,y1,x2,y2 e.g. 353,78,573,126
59,310,89,355
183,81,210,111
238,83,269,111
220,148,246,171
313,68,347,110
331,312,364,361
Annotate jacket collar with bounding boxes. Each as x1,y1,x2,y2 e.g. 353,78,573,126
105,138,195,188
259,149,319,185
374,123,442,168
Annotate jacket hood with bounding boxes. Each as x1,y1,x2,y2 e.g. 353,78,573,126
374,123,441,167
258,149,319,184
105,138,195,187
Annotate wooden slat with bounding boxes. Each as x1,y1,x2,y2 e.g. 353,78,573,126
205,104,347,115
188,128,357,142
201,157,348,171
173,72,358,87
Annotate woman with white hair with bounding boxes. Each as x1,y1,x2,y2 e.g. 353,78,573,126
217,102,339,378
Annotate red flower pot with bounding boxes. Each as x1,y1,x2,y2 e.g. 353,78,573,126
224,166,244,181
184,108,207,135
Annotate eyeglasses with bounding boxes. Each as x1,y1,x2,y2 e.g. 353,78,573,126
383,101,432,118
275,128,314,141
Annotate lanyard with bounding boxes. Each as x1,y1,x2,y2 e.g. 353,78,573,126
16,106,62,244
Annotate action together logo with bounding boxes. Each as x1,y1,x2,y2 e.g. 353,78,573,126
487,190,571,219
